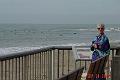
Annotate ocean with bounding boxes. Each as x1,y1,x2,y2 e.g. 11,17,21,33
0,24,120,55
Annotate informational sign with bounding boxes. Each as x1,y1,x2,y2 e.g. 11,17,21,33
72,46,92,61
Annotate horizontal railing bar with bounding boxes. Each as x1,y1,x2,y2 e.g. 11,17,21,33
0,46,54,60
0,45,120,61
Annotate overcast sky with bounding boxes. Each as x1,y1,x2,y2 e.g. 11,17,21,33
0,0,120,24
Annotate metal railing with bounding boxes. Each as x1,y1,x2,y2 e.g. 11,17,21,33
0,45,120,80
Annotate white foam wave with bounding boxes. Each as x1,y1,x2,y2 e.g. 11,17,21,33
105,30,111,31
109,27,120,31
63,28,117,32
0,46,47,56
79,29,89,31
52,43,90,47
0,43,90,56
53,28,120,32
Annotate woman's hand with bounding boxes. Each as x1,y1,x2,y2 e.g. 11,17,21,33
92,44,98,48
92,44,101,49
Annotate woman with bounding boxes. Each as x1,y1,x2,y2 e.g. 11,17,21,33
91,24,110,61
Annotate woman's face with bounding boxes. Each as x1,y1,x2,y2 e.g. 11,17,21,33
97,26,105,34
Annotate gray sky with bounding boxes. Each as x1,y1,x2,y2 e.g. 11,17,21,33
0,0,120,24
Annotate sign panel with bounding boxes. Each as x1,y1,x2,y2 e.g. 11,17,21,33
72,46,92,61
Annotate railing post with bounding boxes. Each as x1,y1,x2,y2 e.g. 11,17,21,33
24,56,27,80
52,50,55,80
112,49,114,59
112,55,120,80
62,50,64,76
57,49,59,78
0,61,3,80
48,50,55,80
68,50,70,74
116,49,120,55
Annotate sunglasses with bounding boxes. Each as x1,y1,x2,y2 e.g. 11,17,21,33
97,28,104,30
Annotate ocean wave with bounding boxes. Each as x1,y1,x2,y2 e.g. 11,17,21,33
59,28,120,32
79,28,120,32
0,46,44,56
110,27,120,31
52,27,120,32
0,43,90,56
54,43,90,46
1,41,120,57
